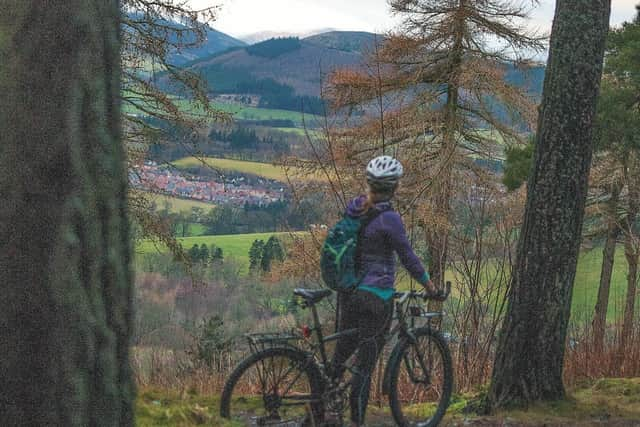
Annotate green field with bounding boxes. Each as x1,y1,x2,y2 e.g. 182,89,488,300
138,191,216,214
208,101,322,125
137,225,634,321
136,232,298,263
123,92,321,127
572,245,636,323
172,156,303,182
270,127,313,135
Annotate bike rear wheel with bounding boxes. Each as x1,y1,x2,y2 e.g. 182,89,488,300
220,347,325,426
387,327,453,427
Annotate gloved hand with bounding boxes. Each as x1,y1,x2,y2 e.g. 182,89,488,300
423,280,450,302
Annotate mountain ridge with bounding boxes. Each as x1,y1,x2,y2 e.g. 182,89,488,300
123,12,246,65
180,31,544,98
239,28,337,44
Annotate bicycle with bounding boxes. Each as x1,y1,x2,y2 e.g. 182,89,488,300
220,282,453,427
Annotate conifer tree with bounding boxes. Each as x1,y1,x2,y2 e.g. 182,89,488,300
488,0,611,409
327,0,544,289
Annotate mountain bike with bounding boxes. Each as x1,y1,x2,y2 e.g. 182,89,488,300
220,282,453,427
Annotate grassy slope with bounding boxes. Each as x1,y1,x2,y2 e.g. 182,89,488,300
122,92,321,127
136,389,238,427
145,193,216,214
133,190,215,214
135,378,640,426
475,378,640,425
171,157,292,182
572,245,634,323
137,227,632,320
207,100,321,125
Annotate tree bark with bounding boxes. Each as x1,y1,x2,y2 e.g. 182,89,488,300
592,183,621,350
622,238,638,352
0,1,134,425
426,0,464,301
488,0,611,409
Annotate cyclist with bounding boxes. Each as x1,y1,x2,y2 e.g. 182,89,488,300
329,155,437,427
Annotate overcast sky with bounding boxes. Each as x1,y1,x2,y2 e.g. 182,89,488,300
190,0,639,39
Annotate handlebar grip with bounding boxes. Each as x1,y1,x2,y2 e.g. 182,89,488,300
429,281,452,302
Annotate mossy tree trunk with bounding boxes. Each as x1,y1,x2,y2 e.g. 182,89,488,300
487,0,611,409
0,1,134,425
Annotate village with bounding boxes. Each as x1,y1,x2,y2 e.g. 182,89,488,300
130,161,286,207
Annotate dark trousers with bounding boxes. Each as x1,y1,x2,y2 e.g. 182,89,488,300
330,290,393,424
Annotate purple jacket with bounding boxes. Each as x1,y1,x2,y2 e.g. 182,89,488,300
347,195,428,290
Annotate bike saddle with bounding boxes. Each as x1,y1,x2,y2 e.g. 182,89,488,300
293,288,332,304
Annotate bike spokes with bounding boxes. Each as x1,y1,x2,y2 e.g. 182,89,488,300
226,353,316,425
392,331,450,426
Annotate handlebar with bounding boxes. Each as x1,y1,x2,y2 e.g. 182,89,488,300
394,280,452,303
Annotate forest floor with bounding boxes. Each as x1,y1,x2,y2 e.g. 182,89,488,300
136,378,640,426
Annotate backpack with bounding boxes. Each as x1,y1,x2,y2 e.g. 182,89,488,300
320,209,382,292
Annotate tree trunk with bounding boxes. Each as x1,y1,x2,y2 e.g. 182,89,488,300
621,155,640,354
592,184,621,350
0,1,134,425
622,239,638,352
427,0,464,308
487,0,610,409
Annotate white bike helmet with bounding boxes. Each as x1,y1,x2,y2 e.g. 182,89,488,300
366,155,403,193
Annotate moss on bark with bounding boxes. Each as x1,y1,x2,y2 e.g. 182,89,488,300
0,1,134,425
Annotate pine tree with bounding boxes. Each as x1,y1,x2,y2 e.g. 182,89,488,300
326,0,544,291
249,239,265,271
199,243,210,264
260,236,285,272
188,244,201,263
488,0,611,409
598,8,640,357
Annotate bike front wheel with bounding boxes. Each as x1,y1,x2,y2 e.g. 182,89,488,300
220,346,325,426
387,327,453,427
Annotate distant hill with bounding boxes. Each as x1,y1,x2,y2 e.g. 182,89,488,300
174,31,545,116
305,31,378,53
166,24,246,65
124,12,245,65
240,28,336,44
184,33,368,98
505,64,546,98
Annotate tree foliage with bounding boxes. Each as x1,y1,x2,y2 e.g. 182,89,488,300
121,0,229,266
246,37,302,58
589,8,640,355
249,239,266,271
502,139,534,191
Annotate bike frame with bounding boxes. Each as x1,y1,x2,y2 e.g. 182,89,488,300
301,289,445,383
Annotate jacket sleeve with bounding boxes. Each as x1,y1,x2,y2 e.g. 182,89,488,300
384,212,430,284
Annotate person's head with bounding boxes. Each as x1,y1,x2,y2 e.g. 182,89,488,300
365,155,403,202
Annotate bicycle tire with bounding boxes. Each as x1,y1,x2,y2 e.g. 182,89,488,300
387,327,453,427
220,346,325,426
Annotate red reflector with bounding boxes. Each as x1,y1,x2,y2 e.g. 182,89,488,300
301,325,312,338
